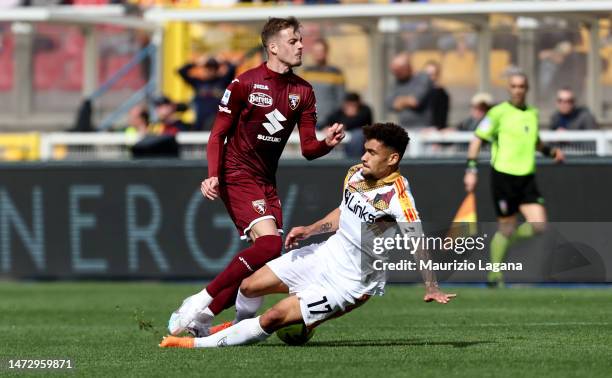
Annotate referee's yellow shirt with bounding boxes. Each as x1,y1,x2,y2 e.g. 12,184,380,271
475,101,540,176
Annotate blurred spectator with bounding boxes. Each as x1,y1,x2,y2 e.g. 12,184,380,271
325,92,372,158
301,39,345,129
149,96,190,136
423,60,449,130
538,40,573,98
386,52,433,128
124,103,150,136
536,19,582,98
325,92,372,132
552,44,588,99
457,92,493,131
549,88,598,130
177,56,236,131
131,97,184,159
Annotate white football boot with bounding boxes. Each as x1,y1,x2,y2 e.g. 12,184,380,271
167,293,211,335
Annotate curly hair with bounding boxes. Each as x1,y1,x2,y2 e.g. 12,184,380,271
363,123,410,159
261,17,301,49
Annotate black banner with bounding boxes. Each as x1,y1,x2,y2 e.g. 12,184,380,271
360,222,612,283
0,159,610,279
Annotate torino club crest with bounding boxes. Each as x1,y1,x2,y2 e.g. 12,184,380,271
252,199,267,215
289,94,300,110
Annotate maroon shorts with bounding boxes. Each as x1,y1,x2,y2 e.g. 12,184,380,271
220,172,283,241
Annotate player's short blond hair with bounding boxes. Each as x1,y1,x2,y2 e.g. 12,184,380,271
261,17,301,50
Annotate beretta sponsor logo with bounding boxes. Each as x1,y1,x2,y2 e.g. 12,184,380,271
249,92,273,107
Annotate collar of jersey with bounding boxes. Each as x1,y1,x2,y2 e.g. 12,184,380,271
506,100,529,111
358,166,401,186
262,62,293,79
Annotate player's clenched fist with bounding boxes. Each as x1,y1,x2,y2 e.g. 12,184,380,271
201,177,220,200
324,123,345,147
284,226,311,249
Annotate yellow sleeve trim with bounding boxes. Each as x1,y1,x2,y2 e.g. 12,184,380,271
394,178,419,222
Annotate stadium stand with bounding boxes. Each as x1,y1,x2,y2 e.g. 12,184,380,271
0,1,611,160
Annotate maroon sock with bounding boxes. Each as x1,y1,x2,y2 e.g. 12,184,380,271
208,283,240,315
206,234,282,297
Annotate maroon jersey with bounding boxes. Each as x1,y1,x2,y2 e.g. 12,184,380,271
207,63,331,184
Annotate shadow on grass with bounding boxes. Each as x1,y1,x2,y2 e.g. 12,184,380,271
261,339,494,348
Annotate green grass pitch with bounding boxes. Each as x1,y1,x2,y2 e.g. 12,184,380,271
1,282,611,377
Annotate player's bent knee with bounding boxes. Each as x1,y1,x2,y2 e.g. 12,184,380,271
239,278,255,298
240,266,278,297
239,274,264,298
260,297,302,332
260,307,286,330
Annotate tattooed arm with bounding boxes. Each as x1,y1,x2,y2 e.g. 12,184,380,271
284,208,340,249
417,242,457,304
397,222,457,304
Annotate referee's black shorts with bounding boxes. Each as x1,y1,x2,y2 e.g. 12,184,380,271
491,168,544,217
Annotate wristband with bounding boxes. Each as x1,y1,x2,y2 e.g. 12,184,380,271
466,159,478,174
541,145,554,158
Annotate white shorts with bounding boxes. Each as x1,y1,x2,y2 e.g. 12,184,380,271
266,243,354,326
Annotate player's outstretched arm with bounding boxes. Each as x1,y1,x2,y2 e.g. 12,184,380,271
423,285,457,304
412,244,456,304
284,208,340,249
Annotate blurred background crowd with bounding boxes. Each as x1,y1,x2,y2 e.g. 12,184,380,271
0,0,455,7
0,0,610,160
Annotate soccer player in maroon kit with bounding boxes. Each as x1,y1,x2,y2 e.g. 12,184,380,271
168,17,345,336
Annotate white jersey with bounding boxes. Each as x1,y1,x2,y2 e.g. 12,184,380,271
318,164,421,300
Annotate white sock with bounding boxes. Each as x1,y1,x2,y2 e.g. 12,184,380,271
235,290,263,323
193,316,270,348
194,289,213,309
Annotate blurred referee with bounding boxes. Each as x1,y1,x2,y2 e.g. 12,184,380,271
463,72,565,287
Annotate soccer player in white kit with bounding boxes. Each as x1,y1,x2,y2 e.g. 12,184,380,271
160,123,456,348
